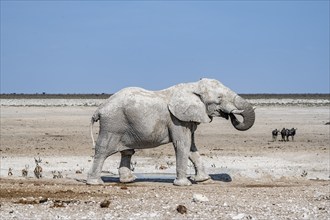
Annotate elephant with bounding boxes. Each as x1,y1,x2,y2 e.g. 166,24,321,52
87,78,255,186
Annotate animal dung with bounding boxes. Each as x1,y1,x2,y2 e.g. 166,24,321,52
176,205,187,214
100,200,111,208
120,185,128,190
159,165,168,170
39,197,48,203
51,201,66,208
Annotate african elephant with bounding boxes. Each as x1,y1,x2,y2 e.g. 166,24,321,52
87,78,255,186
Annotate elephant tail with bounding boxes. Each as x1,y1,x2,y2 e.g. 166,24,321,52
90,112,100,147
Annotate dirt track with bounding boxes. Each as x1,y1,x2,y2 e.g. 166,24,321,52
0,104,329,219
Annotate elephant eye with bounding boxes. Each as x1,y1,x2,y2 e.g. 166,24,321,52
213,96,222,105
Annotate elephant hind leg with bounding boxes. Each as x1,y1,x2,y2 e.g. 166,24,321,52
119,149,136,183
87,132,121,185
87,152,109,185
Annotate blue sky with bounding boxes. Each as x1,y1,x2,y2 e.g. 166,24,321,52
1,1,329,94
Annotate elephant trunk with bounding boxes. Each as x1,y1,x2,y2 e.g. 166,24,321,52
229,96,255,131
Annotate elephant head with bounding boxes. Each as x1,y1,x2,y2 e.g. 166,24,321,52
168,78,255,131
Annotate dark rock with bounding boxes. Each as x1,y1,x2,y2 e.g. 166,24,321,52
100,200,111,208
176,205,187,214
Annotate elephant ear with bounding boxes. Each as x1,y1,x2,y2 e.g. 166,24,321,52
168,91,211,123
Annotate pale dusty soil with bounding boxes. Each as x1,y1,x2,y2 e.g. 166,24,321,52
0,104,329,219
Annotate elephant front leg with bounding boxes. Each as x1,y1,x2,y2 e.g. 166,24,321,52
173,140,192,186
189,137,211,182
189,151,211,182
119,149,136,183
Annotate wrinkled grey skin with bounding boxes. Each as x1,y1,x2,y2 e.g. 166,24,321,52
87,78,255,186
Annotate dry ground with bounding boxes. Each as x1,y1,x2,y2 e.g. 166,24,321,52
0,104,329,219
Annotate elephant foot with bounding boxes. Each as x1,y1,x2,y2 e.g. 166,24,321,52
86,177,104,185
191,174,211,182
119,167,136,183
120,175,136,183
173,178,192,186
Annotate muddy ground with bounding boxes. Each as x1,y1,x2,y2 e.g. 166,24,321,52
0,103,329,219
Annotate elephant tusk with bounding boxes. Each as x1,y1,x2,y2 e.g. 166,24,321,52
231,109,244,115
